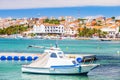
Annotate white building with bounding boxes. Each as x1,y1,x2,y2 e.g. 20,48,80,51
64,23,77,36
64,27,76,36
101,26,119,38
32,24,45,33
65,16,76,22
28,24,64,35
45,24,64,34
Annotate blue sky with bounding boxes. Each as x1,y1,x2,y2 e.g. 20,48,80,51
0,0,120,18
0,6,120,18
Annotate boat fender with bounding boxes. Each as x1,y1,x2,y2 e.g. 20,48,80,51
33,56,38,60
0,56,6,60
20,56,26,61
27,56,32,61
76,57,82,64
7,56,12,60
14,56,19,61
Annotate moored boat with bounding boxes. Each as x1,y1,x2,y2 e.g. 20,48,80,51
22,46,99,75
100,39,111,41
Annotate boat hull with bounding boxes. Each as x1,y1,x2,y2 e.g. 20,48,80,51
22,66,83,75
22,64,99,75
81,64,99,72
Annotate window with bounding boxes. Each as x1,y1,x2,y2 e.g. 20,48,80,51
58,52,64,58
50,53,57,58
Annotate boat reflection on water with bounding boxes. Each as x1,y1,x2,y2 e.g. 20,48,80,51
21,74,89,80
87,61,120,80
88,75,120,80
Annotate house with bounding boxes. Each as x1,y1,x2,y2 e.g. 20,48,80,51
44,24,64,34
32,24,45,34
64,22,78,36
27,24,64,35
101,25,119,38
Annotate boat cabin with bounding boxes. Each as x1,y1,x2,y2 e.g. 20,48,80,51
44,47,65,59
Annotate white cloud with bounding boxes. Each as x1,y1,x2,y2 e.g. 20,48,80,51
0,0,120,9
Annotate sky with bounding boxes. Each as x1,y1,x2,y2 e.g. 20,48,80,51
0,0,120,18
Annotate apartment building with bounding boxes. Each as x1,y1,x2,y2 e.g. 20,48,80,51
29,24,64,35
101,26,119,38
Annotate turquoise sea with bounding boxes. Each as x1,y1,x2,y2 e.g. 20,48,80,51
0,38,120,80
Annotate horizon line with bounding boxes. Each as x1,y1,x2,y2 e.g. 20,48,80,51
0,6,120,10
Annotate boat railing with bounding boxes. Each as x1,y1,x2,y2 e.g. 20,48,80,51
83,57,95,64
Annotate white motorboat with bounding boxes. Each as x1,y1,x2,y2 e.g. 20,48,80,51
22,46,99,75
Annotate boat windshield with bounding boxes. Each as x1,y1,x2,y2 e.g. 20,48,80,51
58,52,64,58
50,53,57,58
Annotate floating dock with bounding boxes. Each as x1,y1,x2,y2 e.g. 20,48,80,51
0,53,96,62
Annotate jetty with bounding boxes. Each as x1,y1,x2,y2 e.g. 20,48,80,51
0,52,96,62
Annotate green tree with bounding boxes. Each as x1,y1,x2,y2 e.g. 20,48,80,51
44,19,60,24
119,26,120,32
77,27,107,38
0,25,28,35
111,16,115,20
44,18,49,23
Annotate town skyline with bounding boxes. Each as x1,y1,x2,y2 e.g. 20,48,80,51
0,0,120,39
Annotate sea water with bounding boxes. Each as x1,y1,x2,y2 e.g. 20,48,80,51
0,38,120,80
